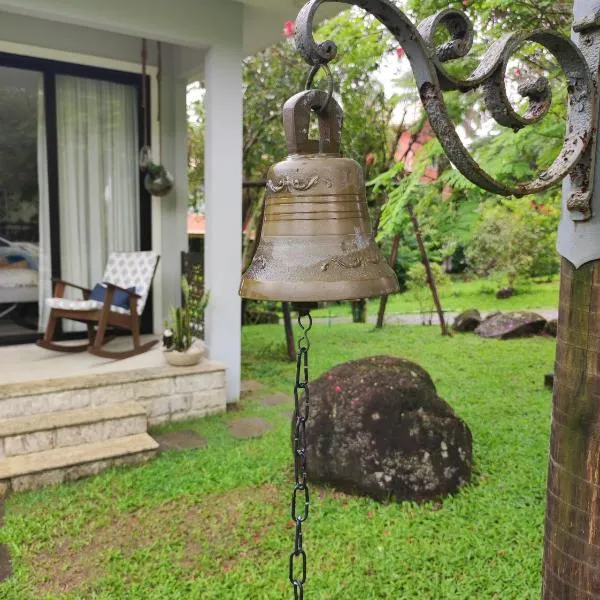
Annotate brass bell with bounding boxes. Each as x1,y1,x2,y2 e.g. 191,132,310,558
239,89,399,302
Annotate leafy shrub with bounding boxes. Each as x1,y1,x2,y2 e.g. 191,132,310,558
466,200,559,288
406,262,450,322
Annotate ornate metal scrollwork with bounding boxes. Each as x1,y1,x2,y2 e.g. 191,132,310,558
294,0,598,221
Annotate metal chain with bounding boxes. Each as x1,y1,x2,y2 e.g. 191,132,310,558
289,309,312,599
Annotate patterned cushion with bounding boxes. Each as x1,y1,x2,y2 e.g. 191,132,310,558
102,252,159,315
46,297,131,315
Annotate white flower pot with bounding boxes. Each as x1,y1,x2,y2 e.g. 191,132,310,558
163,341,206,367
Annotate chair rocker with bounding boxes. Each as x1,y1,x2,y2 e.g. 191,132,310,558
37,251,160,360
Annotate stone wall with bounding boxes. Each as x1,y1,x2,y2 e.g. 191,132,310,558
0,361,227,426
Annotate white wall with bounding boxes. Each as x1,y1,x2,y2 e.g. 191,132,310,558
0,10,159,68
0,0,236,50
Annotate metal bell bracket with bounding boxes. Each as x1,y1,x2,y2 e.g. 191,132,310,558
294,0,600,267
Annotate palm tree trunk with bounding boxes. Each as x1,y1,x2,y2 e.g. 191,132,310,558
542,258,600,598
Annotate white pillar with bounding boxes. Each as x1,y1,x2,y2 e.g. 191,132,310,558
158,43,189,320
204,41,243,403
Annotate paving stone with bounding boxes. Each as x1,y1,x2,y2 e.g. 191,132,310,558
259,393,292,407
240,380,264,396
153,430,207,452
0,544,11,582
228,417,272,439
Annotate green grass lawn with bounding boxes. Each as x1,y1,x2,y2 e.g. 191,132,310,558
0,324,555,599
310,277,560,319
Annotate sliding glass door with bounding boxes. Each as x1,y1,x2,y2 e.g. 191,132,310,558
0,53,151,345
54,76,141,332
0,66,44,341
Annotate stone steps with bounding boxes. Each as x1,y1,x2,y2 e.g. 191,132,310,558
0,433,158,494
0,402,147,458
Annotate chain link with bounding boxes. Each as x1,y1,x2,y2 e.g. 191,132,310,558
289,310,312,599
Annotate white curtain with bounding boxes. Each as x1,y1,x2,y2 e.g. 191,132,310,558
37,79,51,332
56,76,140,331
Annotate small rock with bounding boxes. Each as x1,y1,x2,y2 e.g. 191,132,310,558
452,309,481,333
153,430,207,452
545,319,558,337
229,417,272,439
496,287,515,299
475,311,547,339
484,311,501,321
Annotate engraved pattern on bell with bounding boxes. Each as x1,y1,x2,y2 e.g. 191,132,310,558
267,175,320,193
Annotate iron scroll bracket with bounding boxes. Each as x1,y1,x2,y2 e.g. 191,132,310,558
294,0,599,223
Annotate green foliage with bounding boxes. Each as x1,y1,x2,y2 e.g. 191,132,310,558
187,88,205,210
186,264,209,337
406,262,450,319
466,199,560,287
0,324,555,599
164,276,209,351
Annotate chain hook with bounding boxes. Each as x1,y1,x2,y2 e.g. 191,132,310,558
305,63,334,115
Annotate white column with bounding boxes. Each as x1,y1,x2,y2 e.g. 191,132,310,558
204,41,243,403
158,44,189,321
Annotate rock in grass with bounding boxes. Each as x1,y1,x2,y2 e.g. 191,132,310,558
452,309,481,332
304,356,472,503
475,311,547,339
496,287,515,299
545,319,558,337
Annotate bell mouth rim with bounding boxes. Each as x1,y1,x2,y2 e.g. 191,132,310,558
239,275,400,303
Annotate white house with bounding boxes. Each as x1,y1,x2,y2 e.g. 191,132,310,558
0,0,339,402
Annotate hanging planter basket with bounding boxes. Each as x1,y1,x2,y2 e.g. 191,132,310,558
139,146,174,197
139,39,174,198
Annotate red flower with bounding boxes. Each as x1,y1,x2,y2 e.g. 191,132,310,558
514,67,522,77
283,20,295,38
396,47,405,59
335,385,342,393
327,374,334,380
365,152,377,167
462,0,468,6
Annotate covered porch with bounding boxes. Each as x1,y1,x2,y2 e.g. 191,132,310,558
0,0,340,401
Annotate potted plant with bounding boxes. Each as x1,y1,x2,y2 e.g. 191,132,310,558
162,276,209,367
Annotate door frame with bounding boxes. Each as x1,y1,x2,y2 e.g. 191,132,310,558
0,51,152,345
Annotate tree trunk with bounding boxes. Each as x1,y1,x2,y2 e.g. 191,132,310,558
376,233,401,329
242,189,266,273
542,258,600,598
282,302,296,362
351,299,367,323
407,203,449,336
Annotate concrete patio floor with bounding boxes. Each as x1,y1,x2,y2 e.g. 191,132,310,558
0,336,168,388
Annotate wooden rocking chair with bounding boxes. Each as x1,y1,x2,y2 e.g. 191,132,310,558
37,251,160,359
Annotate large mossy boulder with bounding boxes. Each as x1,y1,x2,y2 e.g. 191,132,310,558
475,311,547,339
305,356,472,503
452,309,481,332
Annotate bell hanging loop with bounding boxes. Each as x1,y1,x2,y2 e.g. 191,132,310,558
239,89,399,302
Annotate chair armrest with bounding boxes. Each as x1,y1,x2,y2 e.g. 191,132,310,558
104,282,142,299
51,279,91,298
